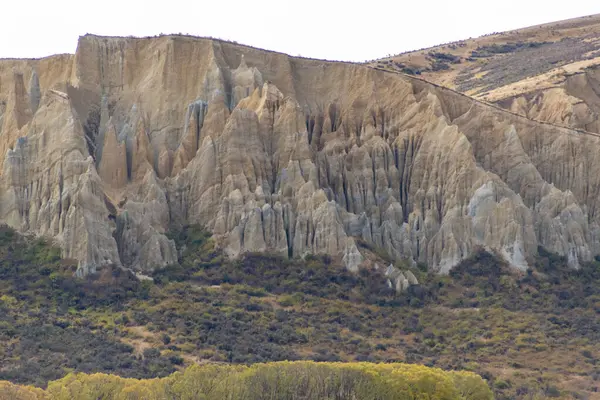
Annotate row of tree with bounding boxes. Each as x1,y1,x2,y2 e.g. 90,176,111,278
0,361,492,399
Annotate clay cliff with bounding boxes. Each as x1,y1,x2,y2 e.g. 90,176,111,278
1,34,600,275
496,65,600,134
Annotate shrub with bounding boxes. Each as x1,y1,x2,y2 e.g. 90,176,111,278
494,379,511,389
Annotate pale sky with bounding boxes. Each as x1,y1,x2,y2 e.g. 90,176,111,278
0,0,598,62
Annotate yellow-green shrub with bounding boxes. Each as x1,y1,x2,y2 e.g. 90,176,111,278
3,361,493,400
0,381,47,400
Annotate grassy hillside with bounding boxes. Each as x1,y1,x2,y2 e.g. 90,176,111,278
370,14,600,98
0,225,599,399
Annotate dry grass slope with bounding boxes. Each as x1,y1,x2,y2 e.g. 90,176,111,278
370,14,600,135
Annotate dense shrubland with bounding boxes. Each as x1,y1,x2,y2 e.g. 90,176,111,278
0,226,176,386
0,224,599,398
470,41,550,58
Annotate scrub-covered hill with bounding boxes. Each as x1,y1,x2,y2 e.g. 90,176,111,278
1,225,598,399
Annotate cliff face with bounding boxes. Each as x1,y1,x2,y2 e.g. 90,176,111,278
1,34,600,275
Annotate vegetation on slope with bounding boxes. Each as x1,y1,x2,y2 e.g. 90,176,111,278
0,226,177,385
0,224,599,398
0,361,492,400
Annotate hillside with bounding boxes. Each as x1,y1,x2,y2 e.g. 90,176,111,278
371,14,600,133
1,226,599,399
2,34,600,277
2,19,600,400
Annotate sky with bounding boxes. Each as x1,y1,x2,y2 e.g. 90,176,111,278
0,0,598,62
